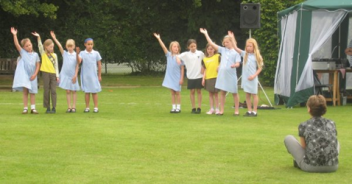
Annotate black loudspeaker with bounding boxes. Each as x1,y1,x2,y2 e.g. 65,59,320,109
240,3,261,29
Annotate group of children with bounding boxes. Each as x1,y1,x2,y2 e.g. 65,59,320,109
11,27,102,114
10,27,339,172
154,28,263,116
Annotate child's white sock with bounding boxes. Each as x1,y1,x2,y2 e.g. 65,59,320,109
24,107,28,110
172,104,176,110
252,111,257,115
176,104,181,110
31,104,36,110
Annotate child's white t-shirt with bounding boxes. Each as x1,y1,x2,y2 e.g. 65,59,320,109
179,50,204,79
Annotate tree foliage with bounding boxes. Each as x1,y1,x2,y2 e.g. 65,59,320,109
0,0,58,18
1,0,304,85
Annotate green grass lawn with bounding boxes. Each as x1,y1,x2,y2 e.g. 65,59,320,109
0,75,351,184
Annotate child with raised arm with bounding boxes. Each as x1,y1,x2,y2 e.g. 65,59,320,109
153,33,184,113
76,38,102,113
50,31,80,113
11,27,40,114
32,32,59,114
284,95,339,172
202,44,220,114
200,28,241,115
177,39,204,114
230,32,263,117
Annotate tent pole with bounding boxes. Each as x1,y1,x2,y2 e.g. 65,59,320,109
249,29,252,38
258,80,273,107
226,75,274,107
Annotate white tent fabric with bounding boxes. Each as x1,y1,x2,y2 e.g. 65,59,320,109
295,10,348,91
274,11,298,96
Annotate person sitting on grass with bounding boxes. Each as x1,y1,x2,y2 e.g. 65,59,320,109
284,95,339,173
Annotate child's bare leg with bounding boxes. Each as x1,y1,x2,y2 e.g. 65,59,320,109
252,94,258,113
208,92,214,109
214,92,219,109
245,93,252,112
197,88,202,108
92,93,98,108
85,93,90,108
175,91,181,111
170,90,176,105
190,89,196,109
176,91,181,105
30,93,36,106
66,90,72,109
23,88,29,108
233,93,240,114
72,91,77,109
219,91,226,114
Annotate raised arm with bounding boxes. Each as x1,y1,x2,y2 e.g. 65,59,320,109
228,31,243,54
11,27,22,52
50,31,64,55
31,32,44,55
153,33,168,54
200,28,219,50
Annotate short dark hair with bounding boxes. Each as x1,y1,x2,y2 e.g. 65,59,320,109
187,39,197,47
307,95,327,117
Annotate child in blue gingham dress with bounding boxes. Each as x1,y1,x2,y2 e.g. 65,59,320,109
153,33,184,113
51,31,80,113
232,33,264,117
11,27,40,114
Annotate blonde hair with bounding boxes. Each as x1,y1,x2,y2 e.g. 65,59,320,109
20,38,31,47
66,39,75,47
169,41,181,55
222,35,233,47
243,38,263,69
43,39,54,53
204,43,218,57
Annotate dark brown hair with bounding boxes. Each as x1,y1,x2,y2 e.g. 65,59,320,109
187,39,197,48
307,95,327,117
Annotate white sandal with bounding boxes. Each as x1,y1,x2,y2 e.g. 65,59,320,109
22,109,28,114
93,107,99,113
31,109,38,114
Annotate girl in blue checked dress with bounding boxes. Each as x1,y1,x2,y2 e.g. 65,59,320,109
76,38,102,113
11,27,41,114
231,32,263,117
153,33,184,113
200,28,241,116
50,31,80,113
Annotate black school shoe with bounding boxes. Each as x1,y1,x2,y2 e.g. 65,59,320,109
46,108,51,114
196,108,201,114
170,109,176,113
51,108,56,113
191,108,196,114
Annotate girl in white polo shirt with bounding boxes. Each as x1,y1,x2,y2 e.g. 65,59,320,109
177,39,204,114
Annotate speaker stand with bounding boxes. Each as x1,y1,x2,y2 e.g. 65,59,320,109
226,75,274,107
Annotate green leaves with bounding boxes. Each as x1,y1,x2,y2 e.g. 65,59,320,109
0,0,58,19
2,0,304,81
